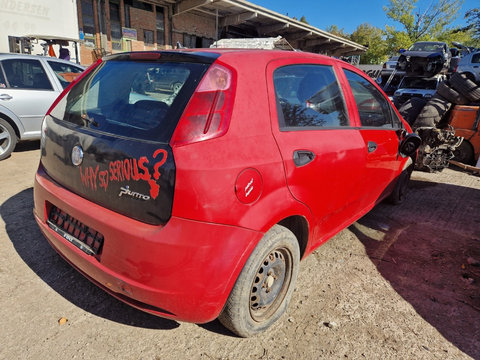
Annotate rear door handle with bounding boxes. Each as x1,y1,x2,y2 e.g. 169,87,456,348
0,94,12,100
367,141,377,153
293,150,315,167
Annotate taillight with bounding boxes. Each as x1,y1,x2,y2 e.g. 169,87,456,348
171,63,236,146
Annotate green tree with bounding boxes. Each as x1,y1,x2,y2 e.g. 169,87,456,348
350,23,388,64
384,0,464,42
325,25,350,39
464,8,480,44
299,16,309,24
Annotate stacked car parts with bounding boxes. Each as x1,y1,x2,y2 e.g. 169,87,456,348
398,72,480,172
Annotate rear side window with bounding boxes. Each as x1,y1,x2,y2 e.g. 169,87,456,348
2,58,52,90
274,65,348,129
50,60,209,142
47,60,84,89
344,69,398,128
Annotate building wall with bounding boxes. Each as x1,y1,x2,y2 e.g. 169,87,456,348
0,0,79,60
173,12,216,40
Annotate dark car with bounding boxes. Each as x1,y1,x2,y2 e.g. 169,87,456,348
397,41,451,77
34,50,420,337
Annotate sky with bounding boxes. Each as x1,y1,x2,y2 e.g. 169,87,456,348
252,0,479,34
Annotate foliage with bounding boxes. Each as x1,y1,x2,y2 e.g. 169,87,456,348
325,25,350,39
464,8,480,45
299,16,309,24
383,0,464,42
350,23,388,64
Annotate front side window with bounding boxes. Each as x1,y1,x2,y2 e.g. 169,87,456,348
2,59,52,90
274,64,349,129
344,69,396,128
47,61,84,88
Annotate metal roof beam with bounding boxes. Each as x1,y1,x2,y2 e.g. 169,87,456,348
174,0,214,15
285,31,312,41
304,38,331,47
258,22,289,35
219,11,258,27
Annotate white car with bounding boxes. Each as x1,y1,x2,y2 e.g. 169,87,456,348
393,74,446,107
455,50,480,83
0,53,84,160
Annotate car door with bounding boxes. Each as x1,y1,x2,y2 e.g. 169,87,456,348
0,58,60,138
267,58,367,246
341,67,405,209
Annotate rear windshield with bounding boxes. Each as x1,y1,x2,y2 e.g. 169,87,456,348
50,60,209,142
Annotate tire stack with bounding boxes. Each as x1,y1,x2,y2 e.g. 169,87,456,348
399,73,480,130
398,73,480,172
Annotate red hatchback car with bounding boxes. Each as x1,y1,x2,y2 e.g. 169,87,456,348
34,50,420,337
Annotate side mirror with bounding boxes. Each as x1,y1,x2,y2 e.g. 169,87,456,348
399,48,406,54
399,133,422,157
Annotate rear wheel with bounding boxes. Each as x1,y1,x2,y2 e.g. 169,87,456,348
0,118,17,160
219,225,300,337
388,163,414,205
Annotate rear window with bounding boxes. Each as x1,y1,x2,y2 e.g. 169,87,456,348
50,60,209,142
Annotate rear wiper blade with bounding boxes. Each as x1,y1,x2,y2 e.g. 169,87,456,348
81,113,99,127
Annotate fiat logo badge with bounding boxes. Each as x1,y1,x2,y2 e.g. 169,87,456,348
71,145,84,166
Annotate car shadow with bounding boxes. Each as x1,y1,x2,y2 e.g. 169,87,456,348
1,187,179,330
14,140,40,153
349,177,480,359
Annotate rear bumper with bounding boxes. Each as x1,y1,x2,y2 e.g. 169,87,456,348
34,165,262,323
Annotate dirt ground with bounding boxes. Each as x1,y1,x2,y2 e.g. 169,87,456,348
1,142,479,360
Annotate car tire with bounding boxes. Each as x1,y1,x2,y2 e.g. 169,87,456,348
219,224,300,337
413,94,451,129
388,163,413,205
436,81,469,105
0,118,17,161
450,72,480,102
398,97,427,125
453,140,475,165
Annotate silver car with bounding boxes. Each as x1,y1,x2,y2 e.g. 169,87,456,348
0,53,84,160
455,50,480,83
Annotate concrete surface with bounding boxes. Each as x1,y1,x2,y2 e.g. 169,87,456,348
1,142,479,359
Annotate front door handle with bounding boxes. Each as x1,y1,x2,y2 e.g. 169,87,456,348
293,150,315,167
368,141,377,153
0,94,12,100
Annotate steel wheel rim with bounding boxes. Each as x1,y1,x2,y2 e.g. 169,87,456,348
0,123,11,156
249,247,293,322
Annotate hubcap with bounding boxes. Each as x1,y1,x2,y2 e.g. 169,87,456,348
249,248,293,322
0,123,11,156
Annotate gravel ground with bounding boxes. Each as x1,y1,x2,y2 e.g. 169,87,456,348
1,142,479,360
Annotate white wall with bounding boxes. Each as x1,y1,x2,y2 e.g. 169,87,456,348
0,0,79,57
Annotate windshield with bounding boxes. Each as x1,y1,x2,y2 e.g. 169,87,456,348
49,60,209,142
409,43,444,52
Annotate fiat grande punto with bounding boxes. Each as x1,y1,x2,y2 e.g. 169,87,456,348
34,50,420,337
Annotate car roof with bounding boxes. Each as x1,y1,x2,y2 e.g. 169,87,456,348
0,52,83,67
106,49,351,69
